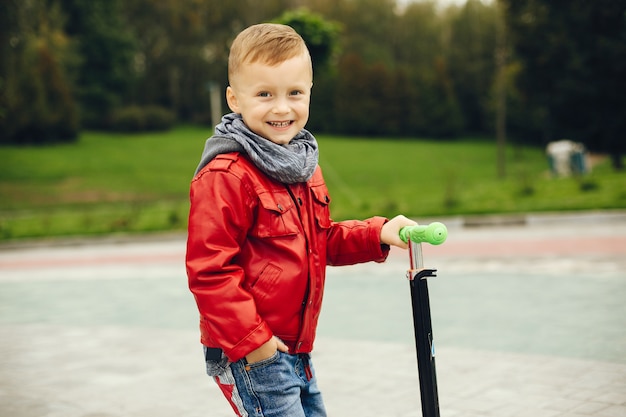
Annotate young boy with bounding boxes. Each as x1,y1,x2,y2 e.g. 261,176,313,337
186,23,416,417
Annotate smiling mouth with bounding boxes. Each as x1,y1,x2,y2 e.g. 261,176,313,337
267,121,293,128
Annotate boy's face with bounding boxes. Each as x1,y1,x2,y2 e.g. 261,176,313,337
226,53,312,145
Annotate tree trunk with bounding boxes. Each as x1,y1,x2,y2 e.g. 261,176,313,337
495,0,507,178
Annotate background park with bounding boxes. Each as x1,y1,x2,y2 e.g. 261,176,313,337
1,0,625,241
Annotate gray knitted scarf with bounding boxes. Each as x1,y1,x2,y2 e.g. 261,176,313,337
194,113,319,184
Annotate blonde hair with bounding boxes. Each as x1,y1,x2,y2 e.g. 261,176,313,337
228,23,312,84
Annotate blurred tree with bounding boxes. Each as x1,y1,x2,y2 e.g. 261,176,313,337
394,68,425,135
445,0,498,134
335,53,374,134
273,8,341,132
0,0,12,124
0,0,514,139
362,61,400,135
0,0,79,144
493,0,508,178
120,0,296,124
337,0,399,65
59,0,136,128
419,56,465,137
0,0,17,140
502,0,626,169
398,1,465,137
274,8,341,71
395,1,441,76
313,0,467,137
123,0,220,122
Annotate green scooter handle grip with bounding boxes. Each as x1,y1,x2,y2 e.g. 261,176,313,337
399,222,448,245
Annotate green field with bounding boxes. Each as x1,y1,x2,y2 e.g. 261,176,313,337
1,126,624,241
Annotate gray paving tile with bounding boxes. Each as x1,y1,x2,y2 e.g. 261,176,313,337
1,212,625,416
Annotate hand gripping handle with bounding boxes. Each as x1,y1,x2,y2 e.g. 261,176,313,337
399,222,448,246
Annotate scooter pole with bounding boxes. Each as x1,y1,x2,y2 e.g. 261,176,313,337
399,222,448,417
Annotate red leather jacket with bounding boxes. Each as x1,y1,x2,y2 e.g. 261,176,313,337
186,152,389,362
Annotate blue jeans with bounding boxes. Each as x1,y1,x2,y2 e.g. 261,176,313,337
211,351,327,417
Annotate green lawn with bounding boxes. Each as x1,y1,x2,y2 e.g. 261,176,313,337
319,137,625,219
1,126,624,241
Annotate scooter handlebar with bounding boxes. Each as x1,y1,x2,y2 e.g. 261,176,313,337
399,222,448,245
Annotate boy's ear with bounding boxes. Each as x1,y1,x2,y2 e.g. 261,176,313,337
226,86,240,113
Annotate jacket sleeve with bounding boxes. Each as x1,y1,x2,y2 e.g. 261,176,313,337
185,166,273,362
325,216,390,266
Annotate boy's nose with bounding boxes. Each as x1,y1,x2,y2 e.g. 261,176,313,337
272,98,290,114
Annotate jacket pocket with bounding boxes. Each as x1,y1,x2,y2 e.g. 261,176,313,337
251,190,299,238
310,184,332,229
246,262,283,302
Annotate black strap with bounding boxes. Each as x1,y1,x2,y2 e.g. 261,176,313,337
205,347,223,361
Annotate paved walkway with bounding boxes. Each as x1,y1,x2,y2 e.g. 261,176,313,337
0,211,625,417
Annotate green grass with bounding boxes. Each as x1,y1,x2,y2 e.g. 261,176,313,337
318,136,625,219
1,126,624,241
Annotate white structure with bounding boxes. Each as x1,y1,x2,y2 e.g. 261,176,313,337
546,139,588,176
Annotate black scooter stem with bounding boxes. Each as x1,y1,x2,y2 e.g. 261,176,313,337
409,268,440,417
400,223,448,417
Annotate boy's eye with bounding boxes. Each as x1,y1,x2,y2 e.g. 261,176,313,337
290,90,303,96
258,92,271,97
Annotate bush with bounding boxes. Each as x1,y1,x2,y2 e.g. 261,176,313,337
143,106,176,131
109,105,175,132
1,42,80,145
109,106,143,132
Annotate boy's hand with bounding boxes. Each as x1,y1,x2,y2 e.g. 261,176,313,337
245,336,289,364
381,215,417,249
